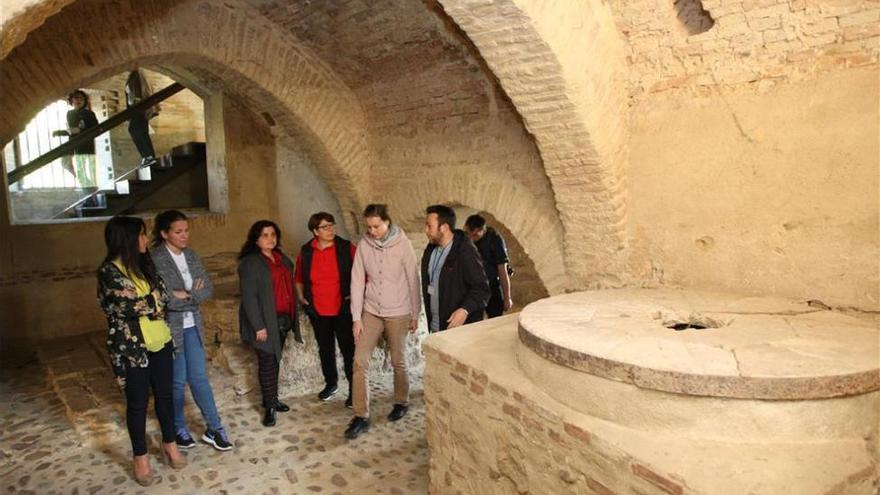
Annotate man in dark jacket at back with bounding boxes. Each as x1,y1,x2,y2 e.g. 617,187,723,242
421,205,490,333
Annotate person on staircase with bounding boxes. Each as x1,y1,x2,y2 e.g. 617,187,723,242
150,210,233,452
125,69,160,168
97,216,186,487
53,89,99,187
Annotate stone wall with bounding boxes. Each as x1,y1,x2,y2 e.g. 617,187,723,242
611,0,880,98
611,0,879,310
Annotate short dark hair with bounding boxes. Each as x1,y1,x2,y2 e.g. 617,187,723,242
363,204,391,223
308,212,335,232
465,214,486,231
238,220,282,260
67,89,90,109
151,210,188,247
426,204,456,230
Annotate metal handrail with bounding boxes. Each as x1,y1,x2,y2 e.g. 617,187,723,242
6,82,185,185
51,160,151,219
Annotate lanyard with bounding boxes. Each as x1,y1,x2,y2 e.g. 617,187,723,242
429,243,451,285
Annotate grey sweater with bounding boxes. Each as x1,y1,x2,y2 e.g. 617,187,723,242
150,244,213,352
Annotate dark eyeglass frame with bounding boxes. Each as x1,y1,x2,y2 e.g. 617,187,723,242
316,223,336,231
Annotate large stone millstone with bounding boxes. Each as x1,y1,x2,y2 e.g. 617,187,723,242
518,289,879,401
423,289,880,494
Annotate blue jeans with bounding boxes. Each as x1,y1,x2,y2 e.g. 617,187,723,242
173,326,222,432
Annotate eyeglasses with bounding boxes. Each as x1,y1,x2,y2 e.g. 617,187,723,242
316,223,335,230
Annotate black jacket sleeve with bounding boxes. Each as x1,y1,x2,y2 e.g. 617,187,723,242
458,240,491,316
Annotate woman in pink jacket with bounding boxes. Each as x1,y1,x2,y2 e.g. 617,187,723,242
344,204,421,439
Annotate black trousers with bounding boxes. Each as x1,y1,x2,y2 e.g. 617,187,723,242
125,342,175,456
485,283,504,318
128,113,155,159
309,312,354,395
256,329,286,407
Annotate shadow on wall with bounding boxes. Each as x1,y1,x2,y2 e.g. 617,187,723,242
674,0,715,36
474,210,550,309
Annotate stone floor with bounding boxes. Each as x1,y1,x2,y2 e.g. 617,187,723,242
0,335,429,494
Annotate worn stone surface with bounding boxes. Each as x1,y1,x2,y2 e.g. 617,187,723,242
424,313,879,494
518,289,880,399
0,332,428,494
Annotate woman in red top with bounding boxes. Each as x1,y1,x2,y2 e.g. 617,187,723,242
237,220,302,427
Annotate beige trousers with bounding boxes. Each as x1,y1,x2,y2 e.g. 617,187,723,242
352,312,410,418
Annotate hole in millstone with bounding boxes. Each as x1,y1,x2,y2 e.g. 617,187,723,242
667,322,708,331
654,311,729,331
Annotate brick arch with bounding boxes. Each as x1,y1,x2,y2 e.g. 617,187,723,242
0,0,372,223
0,0,75,60
436,0,632,288
388,170,567,296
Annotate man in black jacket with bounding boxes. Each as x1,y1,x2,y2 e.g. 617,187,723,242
421,205,490,333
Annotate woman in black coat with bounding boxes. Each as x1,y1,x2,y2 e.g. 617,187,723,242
237,220,302,427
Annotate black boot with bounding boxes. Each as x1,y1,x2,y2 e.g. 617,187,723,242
262,405,277,427
344,417,370,439
274,399,290,412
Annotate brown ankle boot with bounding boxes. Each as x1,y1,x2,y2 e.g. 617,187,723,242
162,442,187,469
132,454,155,486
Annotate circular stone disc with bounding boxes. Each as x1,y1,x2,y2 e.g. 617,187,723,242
518,289,880,399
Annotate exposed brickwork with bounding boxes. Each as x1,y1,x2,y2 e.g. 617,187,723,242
632,464,685,495
0,0,74,59
0,250,235,288
0,265,95,287
611,0,880,98
0,0,372,222
253,0,568,295
424,345,694,494
437,0,632,288
2,0,568,300
385,168,568,294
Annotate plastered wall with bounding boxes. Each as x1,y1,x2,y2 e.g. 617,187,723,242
627,67,879,310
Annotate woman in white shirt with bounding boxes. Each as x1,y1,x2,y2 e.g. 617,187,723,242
150,210,232,451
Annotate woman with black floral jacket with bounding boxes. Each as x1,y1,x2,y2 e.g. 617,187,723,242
97,216,186,486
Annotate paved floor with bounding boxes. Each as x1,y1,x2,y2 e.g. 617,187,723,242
0,335,428,494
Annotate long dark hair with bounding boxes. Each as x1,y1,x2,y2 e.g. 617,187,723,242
238,220,283,260
151,209,188,247
102,216,159,289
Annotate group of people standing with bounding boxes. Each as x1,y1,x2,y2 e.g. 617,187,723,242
96,203,513,485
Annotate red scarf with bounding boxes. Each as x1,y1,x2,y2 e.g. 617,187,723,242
264,251,294,316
